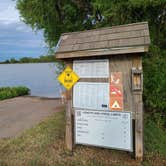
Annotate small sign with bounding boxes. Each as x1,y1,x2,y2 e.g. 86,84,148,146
110,98,123,111
111,72,122,85
57,66,79,90
110,72,123,111
110,86,123,97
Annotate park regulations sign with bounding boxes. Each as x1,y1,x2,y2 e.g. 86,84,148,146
57,66,80,90
75,110,133,152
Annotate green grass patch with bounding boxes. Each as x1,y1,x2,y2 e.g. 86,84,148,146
0,111,165,166
144,114,166,156
0,86,30,100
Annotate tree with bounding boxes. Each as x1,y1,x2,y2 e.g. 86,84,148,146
17,0,93,47
16,0,166,48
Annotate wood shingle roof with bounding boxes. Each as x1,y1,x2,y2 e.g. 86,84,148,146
56,22,150,59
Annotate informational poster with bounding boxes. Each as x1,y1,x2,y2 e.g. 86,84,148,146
75,110,133,151
73,59,109,78
110,72,124,111
73,82,109,110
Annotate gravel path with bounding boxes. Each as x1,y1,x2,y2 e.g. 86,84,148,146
0,96,63,138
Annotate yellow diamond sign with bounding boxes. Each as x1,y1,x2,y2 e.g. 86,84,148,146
57,66,80,90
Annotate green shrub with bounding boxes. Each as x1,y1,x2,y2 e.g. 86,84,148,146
143,45,166,126
0,86,30,100
144,114,166,156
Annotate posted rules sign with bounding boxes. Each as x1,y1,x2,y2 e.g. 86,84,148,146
75,110,133,151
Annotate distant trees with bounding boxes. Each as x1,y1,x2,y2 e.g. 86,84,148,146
0,55,56,64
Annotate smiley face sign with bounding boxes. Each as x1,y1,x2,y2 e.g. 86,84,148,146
57,66,80,90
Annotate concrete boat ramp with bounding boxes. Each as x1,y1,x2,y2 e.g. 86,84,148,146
0,97,63,138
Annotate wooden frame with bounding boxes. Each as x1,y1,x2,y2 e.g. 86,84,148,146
56,22,150,161
63,55,143,160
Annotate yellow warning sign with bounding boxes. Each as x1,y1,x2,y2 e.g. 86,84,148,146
57,66,80,90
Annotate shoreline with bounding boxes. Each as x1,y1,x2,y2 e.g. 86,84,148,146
24,95,61,100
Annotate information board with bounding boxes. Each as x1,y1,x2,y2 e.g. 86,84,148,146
73,82,109,110
75,110,133,152
73,59,109,78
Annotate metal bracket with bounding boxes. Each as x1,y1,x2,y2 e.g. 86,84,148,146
131,68,143,91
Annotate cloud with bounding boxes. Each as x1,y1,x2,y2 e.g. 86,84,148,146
0,21,47,61
0,1,20,25
0,1,47,62
0,22,45,47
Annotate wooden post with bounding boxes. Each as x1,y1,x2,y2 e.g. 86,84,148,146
134,94,143,160
65,99,73,151
132,55,143,160
64,61,73,151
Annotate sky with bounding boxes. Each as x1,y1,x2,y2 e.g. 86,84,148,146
0,0,47,62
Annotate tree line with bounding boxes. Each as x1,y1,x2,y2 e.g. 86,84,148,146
0,55,56,64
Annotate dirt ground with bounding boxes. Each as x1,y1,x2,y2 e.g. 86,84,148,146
0,96,63,138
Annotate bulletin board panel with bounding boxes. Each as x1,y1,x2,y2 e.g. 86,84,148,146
75,109,133,152
73,59,109,78
73,82,109,110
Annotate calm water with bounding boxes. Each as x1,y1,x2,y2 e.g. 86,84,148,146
0,63,63,98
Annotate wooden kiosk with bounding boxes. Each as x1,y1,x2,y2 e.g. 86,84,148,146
56,22,150,160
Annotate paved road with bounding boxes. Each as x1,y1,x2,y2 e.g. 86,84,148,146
0,97,63,138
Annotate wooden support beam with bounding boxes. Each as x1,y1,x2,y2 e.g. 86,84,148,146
133,93,143,160
56,46,149,59
64,61,74,151
132,55,143,160
65,99,73,151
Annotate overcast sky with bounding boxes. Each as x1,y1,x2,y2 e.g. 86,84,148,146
0,0,47,62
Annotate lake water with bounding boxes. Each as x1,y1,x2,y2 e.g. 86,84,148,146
0,63,63,98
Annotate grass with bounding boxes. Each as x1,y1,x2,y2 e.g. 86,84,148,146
0,86,30,100
144,114,166,156
0,111,165,166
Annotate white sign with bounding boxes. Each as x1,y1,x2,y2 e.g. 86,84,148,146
73,82,109,110
75,110,133,152
73,59,109,78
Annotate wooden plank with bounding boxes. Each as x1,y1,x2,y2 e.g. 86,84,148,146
61,22,148,40
60,29,149,46
79,78,109,83
133,94,143,160
58,45,73,53
108,37,145,48
64,61,74,151
57,36,149,53
65,100,73,151
132,55,143,160
56,46,148,59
